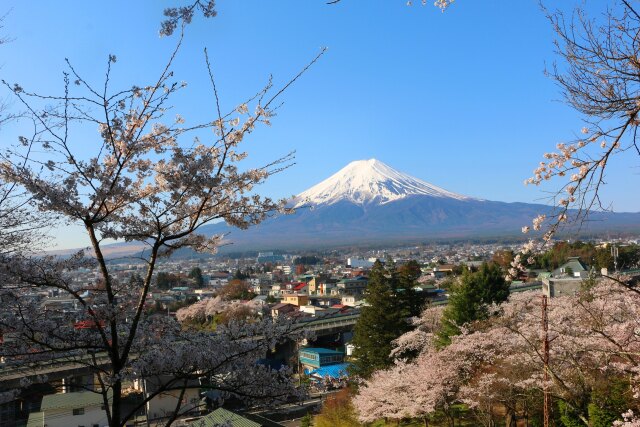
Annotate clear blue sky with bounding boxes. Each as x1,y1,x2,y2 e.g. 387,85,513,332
1,1,638,249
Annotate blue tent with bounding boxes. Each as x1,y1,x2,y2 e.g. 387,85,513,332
306,362,351,380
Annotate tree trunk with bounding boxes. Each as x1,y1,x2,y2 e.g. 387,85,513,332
112,380,122,427
423,416,429,427
505,409,516,427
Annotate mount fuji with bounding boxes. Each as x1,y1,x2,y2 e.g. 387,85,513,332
291,159,472,207
194,158,640,251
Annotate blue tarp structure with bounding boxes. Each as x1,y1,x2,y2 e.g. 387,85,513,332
306,362,351,380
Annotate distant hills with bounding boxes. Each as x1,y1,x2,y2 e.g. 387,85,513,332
199,159,640,251
55,159,640,258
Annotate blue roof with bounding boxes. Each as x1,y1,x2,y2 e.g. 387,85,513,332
300,347,343,355
307,363,352,379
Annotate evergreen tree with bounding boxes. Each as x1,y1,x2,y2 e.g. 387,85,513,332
156,271,179,290
474,262,510,304
233,268,249,280
189,266,204,287
587,377,631,427
129,273,144,287
397,260,422,318
265,294,277,304
350,261,408,378
436,262,508,347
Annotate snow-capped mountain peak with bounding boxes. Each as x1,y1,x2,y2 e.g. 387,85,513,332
292,159,471,207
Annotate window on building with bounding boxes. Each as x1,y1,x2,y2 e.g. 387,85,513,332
73,408,85,416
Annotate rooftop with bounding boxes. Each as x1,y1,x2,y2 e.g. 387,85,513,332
41,390,110,411
190,408,284,427
307,362,352,379
300,347,344,355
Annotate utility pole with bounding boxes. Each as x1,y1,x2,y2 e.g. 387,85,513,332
542,294,550,427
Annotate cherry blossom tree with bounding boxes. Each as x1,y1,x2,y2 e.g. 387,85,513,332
355,282,640,426
615,411,640,427
176,296,263,327
327,0,455,11
355,325,512,426
527,1,640,227
352,361,420,423
512,0,640,273
0,6,323,427
0,12,49,258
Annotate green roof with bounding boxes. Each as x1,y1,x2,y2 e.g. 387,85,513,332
41,390,109,411
300,347,343,355
26,411,44,427
553,257,589,275
189,408,261,427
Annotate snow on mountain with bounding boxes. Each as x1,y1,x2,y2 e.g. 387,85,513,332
292,159,472,207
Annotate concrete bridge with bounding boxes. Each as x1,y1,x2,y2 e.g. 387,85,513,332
0,311,360,425
0,312,360,386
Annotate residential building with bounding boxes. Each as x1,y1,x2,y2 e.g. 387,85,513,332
310,296,342,307
317,281,337,296
282,293,309,306
133,376,200,423
552,257,591,279
298,348,345,370
341,295,359,307
27,390,110,427
347,258,374,268
336,276,368,296
299,305,326,316
270,303,298,318
307,276,319,294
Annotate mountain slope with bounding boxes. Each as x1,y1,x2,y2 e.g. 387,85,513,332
196,159,640,251
78,158,640,257
291,159,471,207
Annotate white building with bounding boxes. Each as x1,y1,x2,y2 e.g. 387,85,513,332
347,258,375,268
299,305,326,316
27,390,110,427
341,295,358,307
133,377,200,422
